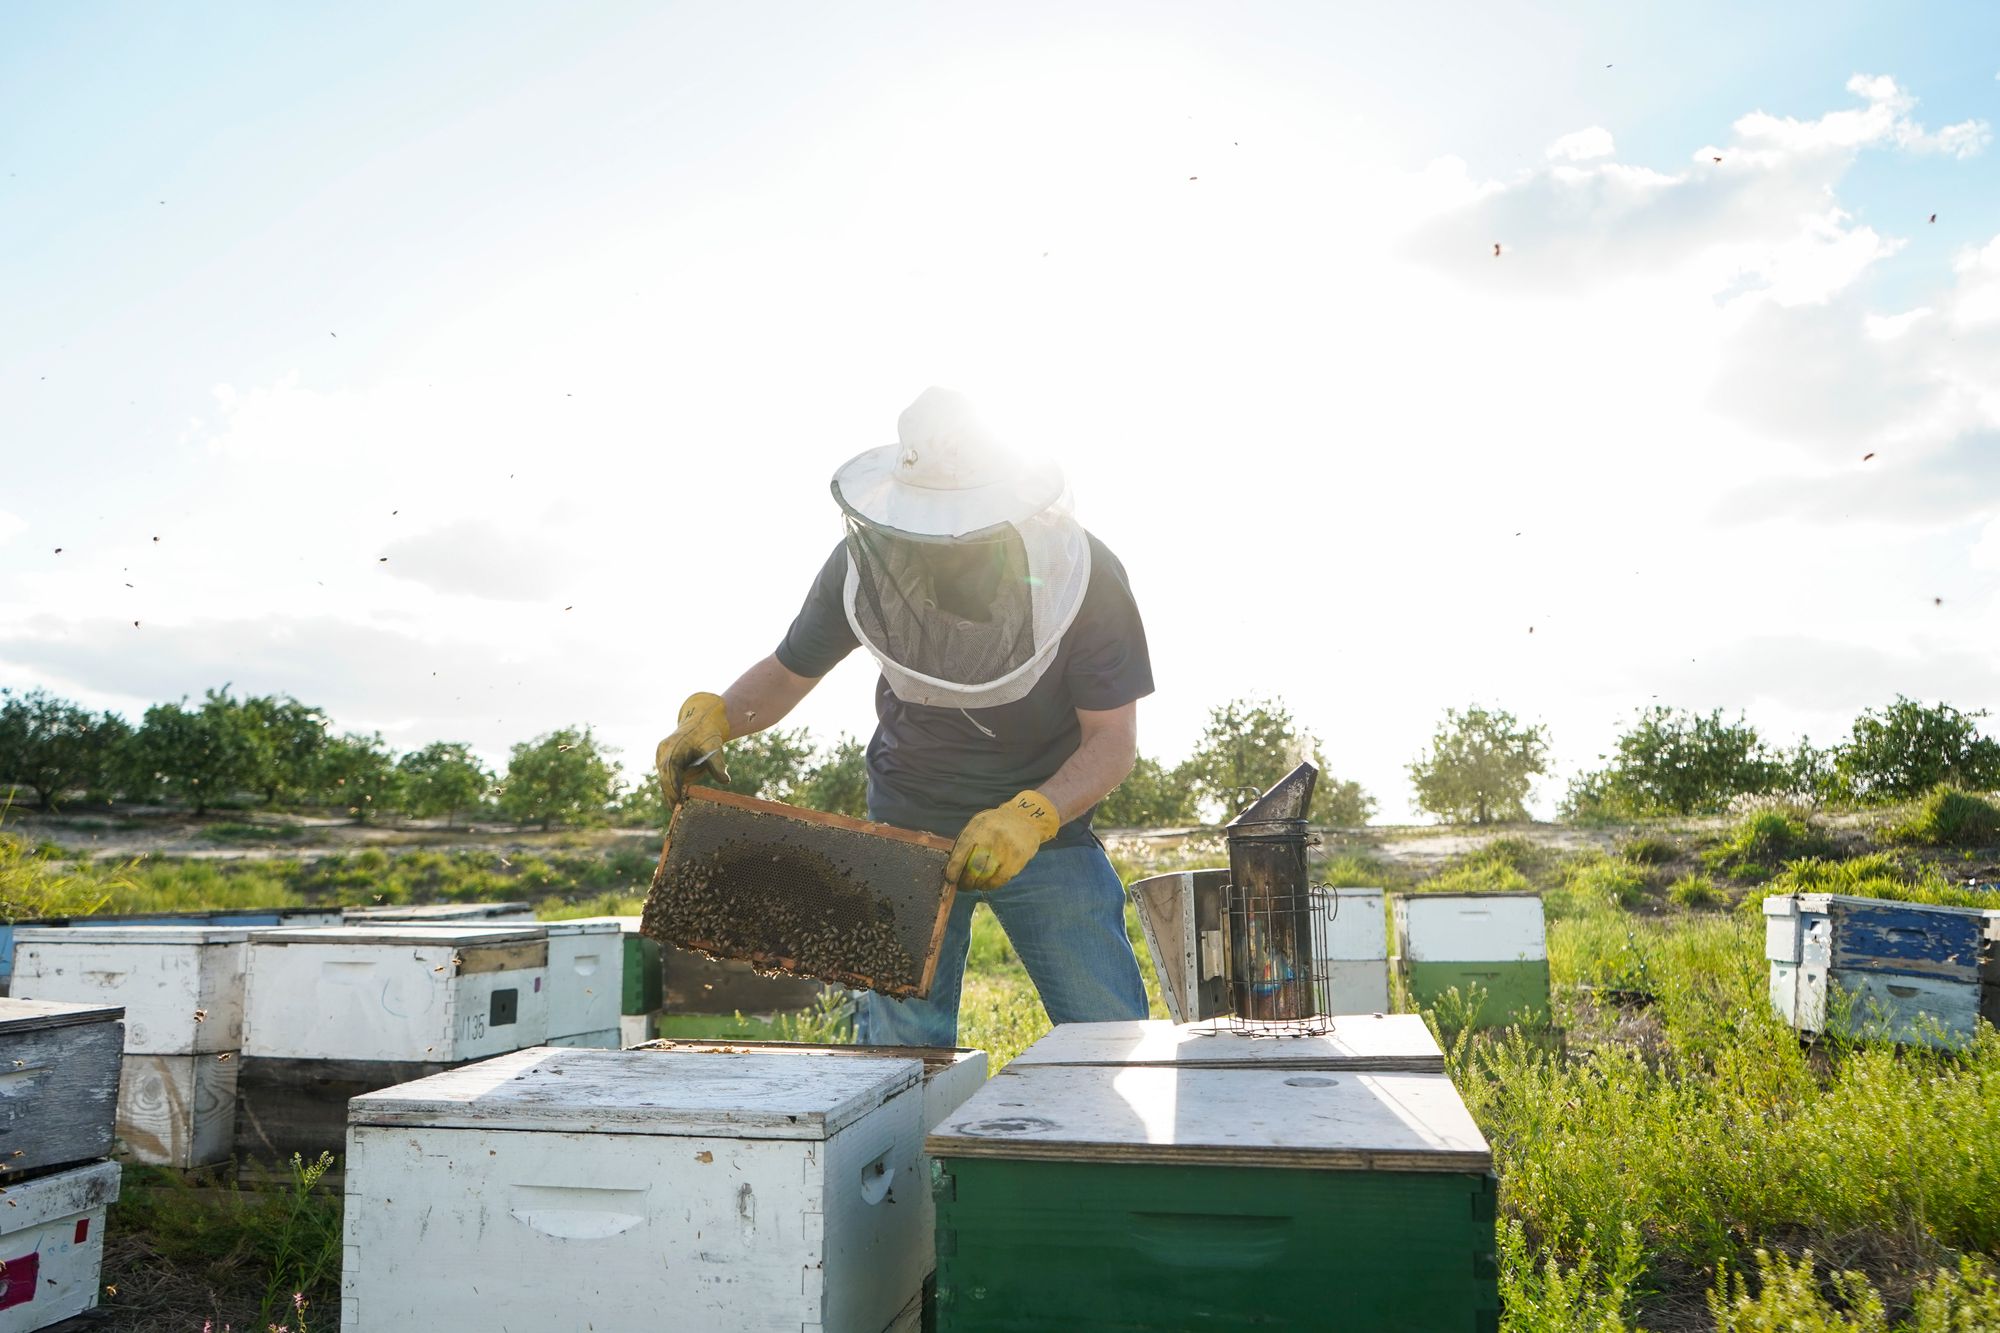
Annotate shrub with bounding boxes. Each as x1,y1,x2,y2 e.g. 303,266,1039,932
1708,1250,1888,1332
1667,873,1724,909
1620,836,1677,866
1882,785,2000,849
1831,696,2000,803
1758,852,1994,911
1564,707,1790,819
1563,855,1649,909
1704,811,1832,879
1423,858,1532,896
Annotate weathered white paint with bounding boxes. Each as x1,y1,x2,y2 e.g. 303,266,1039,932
1835,971,1983,1047
1763,895,1803,963
1316,889,1389,961
12,926,249,1054
928,1065,1491,1172
341,1048,929,1333
1321,959,1392,1016
0,999,122,1175
349,1047,920,1137
1009,1015,1441,1071
544,1027,619,1049
618,1012,656,1047
116,1051,239,1168
1768,961,1827,1031
0,1159,119,1333
542,919,622,1040
242,927,550,1062
1394,894,1546,963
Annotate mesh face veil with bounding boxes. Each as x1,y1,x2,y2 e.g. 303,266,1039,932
840,499,1092,710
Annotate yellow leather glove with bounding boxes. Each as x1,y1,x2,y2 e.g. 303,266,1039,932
655,692,732,805
947,790,1062,891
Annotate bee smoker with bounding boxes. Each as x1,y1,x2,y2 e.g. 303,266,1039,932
1223,762,1327,1031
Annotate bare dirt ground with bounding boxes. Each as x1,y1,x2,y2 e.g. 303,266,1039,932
9,806,660,862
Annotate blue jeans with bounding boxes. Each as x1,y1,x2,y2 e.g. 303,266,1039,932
856,839,1148,1047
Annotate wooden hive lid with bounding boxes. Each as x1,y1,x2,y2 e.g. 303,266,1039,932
1795,893,1994,920
927,1064,1491,1173
1008,1017,1443,1073
0,996,125,1031
635,1037,982,1078
349,1047,923,1140
14,924,251,945
247,924,546,948
539,918,622,937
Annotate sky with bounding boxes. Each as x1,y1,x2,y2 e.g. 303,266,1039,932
2,2,1997,822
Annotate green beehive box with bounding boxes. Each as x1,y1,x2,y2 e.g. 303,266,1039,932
1401,959,1552,1025
927,1063,1497,1332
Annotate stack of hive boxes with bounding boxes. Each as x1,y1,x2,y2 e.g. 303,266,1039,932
1393,891,1549,1026
926,1015,1496,1331
13,925,250,1167
560,916,665,1046
340,1041,988,1332
0,998,124,1332
1765,893,1997,1048
235,924,551,1163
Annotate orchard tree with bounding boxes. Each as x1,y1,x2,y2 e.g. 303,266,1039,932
1564,707,1789,818
316,732,402,823
1183,697,1371,825
242,694,330,806
0,689,131,810
397,742,492,827
1832,697,2000,802
1096,756,1199,828
790,736,869,819
498,727,620,829
129,692,262,815
1408,705,1549,825
713,728,817,802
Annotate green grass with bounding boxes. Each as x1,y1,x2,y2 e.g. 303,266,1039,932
1703,810,1835,880
46,822,2000,1331
1881,786,2000,850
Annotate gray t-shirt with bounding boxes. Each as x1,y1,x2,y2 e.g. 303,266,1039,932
775,532,1154,847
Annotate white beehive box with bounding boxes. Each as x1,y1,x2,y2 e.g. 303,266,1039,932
545,1029,619,1049
1394,893,1546,962
0,999,123,1176
12,926,249,1054
342,1048,928,1333
1318,888,1389,960
0,1159,120,1333
543,920,621,1040
243,926,549,1062
618,1012,656,1047
117,1052,240,1168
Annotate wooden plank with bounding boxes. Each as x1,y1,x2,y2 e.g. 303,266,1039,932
116,1052,239,1168
0,996,123,1033
1007,1016,1443,1072
347,1046,924,1140
681,785,955,851
343,902,534,922
927,1065,1490,1173
0,999,121,1175
633,1039,989,1134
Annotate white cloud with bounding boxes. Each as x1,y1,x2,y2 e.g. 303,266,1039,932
0,510,24,544
1546,126,1615,162
1715,73,1989,165
1865,307,1932,339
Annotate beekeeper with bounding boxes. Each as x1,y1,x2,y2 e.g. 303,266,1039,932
656,386,1152,1046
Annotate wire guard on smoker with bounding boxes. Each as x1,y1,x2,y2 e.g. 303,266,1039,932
1213,761,1340,1037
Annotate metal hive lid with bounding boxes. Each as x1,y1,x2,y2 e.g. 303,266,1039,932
1225,761,1318,826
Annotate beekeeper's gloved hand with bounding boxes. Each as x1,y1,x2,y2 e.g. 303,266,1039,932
947,790,1061,891
656,692,732,805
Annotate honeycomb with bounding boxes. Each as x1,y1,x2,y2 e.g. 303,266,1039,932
642,794,952,997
